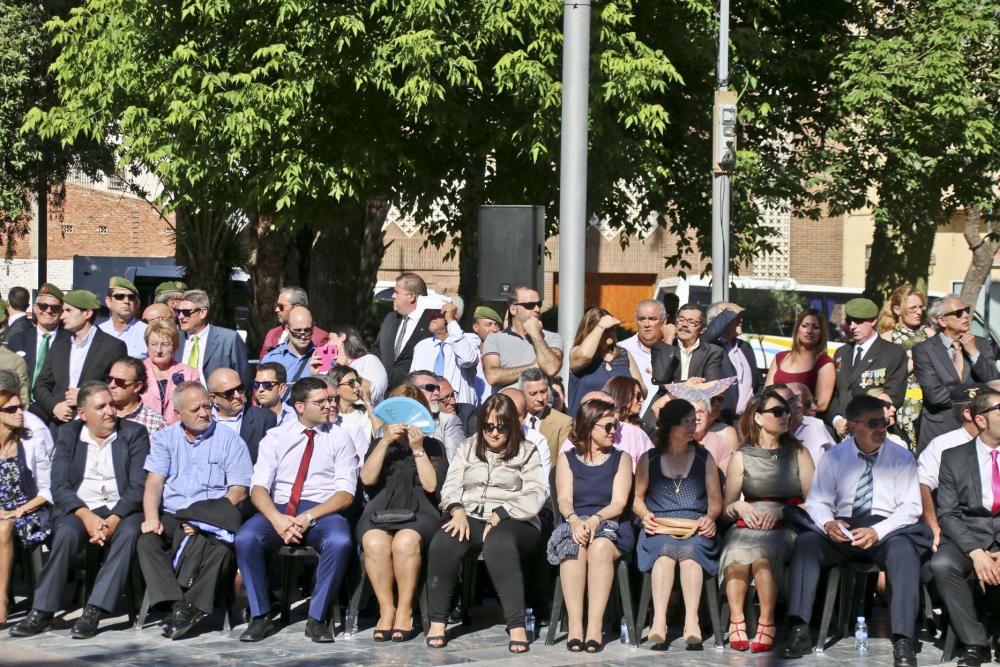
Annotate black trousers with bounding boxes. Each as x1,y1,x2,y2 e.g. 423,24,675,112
33,508,142,613
787,529,923,638
930,542,999,647
426,519,539,629
136,513,234,614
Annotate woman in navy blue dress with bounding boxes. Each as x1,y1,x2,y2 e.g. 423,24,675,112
547,399,634,652
567,307,643,416
634,399,722,649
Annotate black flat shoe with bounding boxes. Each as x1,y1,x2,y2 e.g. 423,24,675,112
372,628,392,642
239,615,277,643
425,634,448,648
165,604,207,640
71,605,103,639
508,639,530,653
892,637,916,667
9,609,53,637
780,623,813,660
304,618,334,643
584,639,603,653
567,638,584,652
391,624,417,642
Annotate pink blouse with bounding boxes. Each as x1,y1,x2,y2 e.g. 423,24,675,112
141,358,202,424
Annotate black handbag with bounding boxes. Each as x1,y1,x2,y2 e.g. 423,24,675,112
370,510,416,526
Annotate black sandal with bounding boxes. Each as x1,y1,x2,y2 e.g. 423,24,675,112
372,628,391,642
391,624,417,642
585,639,603,653
508,640,530,653
425,635,448,649
567,638,584,652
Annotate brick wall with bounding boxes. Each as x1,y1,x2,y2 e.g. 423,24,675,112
789,212,844,285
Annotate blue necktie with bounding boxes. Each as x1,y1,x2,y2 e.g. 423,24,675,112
433,341,446,376
853,452,877,516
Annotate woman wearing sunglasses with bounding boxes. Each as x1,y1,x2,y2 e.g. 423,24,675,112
0,389,51,625
719,390,814,653
326,365,374,443
567,307,644,418
634,399,723,649
425,394,546,653
141,320,200,423
357,385,447,642
547,399,634,652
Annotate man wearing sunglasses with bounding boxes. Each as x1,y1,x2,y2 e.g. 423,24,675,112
482,285,563,392
257,286,329,360
406,370,466,461
783,394,928,666
5,282,67,400
827,298,908,440
261,306,320,394
98,276,148,359
108,357,167,436
375,272,434,390
207,368,276,464
174,289,250,390
913,294,999,452
253,362,295,426
153,280,187,310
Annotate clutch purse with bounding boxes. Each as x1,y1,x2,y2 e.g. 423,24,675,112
370,510,416,526
652,517,700,539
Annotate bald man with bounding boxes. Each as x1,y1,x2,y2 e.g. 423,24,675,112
261,306,319,395
500,387,552,481
207,368,276,463
142,303,174,325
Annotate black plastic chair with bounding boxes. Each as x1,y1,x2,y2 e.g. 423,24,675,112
133,563,237,632
345,549,431,635
273,545,339,633
79,543,140,626
635,569,723,647
815,560,881,651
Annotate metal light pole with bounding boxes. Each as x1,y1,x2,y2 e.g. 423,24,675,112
711,0,733,303
558,0,590,379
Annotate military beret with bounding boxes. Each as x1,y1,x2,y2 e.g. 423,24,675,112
155,280,187,295
63,290,101,311
109,276,138,295
473,306,503,326
844,298,879,320
37,282,64,302
949,383,988,404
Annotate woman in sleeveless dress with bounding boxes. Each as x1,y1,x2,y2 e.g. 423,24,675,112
567,307,643,417
720,389,814,653
634,399,722,649
765,309,835,414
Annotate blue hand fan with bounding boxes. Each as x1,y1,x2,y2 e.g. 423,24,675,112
372,397,436,434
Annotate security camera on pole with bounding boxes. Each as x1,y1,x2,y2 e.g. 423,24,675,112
711,0,737,303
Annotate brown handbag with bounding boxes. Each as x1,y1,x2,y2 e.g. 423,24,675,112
652,517,700,539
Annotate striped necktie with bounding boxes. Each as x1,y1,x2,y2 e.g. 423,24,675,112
852,451,878,517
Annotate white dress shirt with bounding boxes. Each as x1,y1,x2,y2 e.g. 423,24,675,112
409,322,481,406
618,335,656,415
68,325,98,389
251,420,358,505
522,424,551,486
795,416,837,466
393,312,419,353
975,437,1000,510
437,411,468,462
804,435,921,540
77,427,120,511
918,426,976,490
678,339,700,380
23,411,54,502
181,324,211,382
333,414,370,465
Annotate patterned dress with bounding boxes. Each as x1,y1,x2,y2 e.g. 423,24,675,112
890,324,928,449
0,457,48,545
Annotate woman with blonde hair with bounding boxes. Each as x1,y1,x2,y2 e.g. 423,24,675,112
567,307,643,417
142,320,200,422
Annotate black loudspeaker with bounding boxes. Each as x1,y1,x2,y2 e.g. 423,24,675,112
477,205,545,301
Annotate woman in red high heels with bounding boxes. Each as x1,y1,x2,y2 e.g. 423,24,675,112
719,390,815,653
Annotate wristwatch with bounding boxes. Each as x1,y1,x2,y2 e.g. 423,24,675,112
412,449,427,458
304,512,317,527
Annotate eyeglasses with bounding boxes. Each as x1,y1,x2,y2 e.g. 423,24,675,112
514,301,542,310
147,342,172,351
851,416,888,429
482,422,510,434
253,380,280,390
758,406,790,418
110,292,137,302
308,397,334,407
675,316,701,327
594,420,619,435
106,377,136,389
416,383,440,393
211,386,243,400
339,378,360,388
979,403,1000,416
439,391,456,403
174,307,204,318
944,306,972,318
0,404,23,414
288,327,313,339
36,303,62,314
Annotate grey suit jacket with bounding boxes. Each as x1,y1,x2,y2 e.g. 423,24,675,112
914,334,999,450
176,325,250,389
937,440,1000,554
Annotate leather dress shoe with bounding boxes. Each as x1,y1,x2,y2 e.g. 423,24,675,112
892,637,917,667
71,605,103,639
780,624,813,660
163,603,207,640
9,609,54,637
960,645,990,667
304,617,334,643
239,615,277,642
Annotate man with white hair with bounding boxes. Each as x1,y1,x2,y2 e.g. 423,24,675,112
409,299,479,406
258,286,329,359
779,383,836,465
499,387,551,480
618,299,671,417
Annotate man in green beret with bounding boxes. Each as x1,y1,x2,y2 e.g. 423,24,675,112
99,276,148,359
33,289,127,424
5,283,66,398
154,281,187,310
469,304,503,405
826,297,908,439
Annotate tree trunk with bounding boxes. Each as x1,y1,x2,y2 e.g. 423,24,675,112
173,201,242,327
959,203,997,307
863,206,935,306
244,210,288,356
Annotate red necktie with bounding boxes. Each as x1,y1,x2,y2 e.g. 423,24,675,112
991,450,1000,513
285,429,316,516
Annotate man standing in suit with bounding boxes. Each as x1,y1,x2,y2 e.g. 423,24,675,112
5,282,66,399
931,389,1000,666
827,298,908,439
258,286,328,360
913,295,999,451
703,301,760,421
10,381,149,639
98,277,148,359
207,367,277,463
4,287,32,341
375,273,433,389
33,290,128,425
174,289,250,389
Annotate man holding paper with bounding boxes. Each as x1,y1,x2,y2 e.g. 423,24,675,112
409,299,480,408
375,273,433,390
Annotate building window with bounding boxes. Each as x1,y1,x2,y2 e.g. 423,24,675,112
98,225,108,234
62,224,73,234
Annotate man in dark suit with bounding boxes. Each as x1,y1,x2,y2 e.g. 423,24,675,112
5,282,68,397
703,301,761,421
33,290,127,426
10,381,149,639
4,286,33,341
174,289,251,389
826,298,908,439
374,272,432,389
207,367,276,463
648,303,723,388
913,294,999,452
931,389,1000,667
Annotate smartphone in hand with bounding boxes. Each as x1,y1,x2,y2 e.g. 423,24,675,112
314,343,339,374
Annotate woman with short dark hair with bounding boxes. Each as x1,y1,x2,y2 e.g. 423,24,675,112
425,394,546,653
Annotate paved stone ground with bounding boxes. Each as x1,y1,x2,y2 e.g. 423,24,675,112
0,597,958,667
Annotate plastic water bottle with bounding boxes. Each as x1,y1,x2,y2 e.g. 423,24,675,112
343,613,358,639
620,617,632,647
524,608,535,642
854,616,869,655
